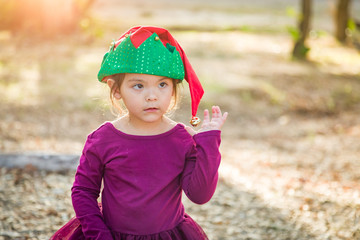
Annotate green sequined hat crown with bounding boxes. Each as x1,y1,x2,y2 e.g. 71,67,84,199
98,33,184,82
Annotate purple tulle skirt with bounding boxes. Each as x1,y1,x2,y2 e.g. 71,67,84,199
50,205,208,240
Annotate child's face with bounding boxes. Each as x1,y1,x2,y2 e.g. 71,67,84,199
119,73,174,125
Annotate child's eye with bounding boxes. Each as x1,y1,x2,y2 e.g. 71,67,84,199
133,84,143,89
159,82,168,88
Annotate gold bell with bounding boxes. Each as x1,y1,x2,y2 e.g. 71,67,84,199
190,117,201,127
154,36,160,41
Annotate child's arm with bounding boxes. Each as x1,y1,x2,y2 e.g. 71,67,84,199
71,136,114,240
181,106,227,204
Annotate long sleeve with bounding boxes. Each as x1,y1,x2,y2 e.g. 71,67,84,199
71,135,114,240
181,130,221,204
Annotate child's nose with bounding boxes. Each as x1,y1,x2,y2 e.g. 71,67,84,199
145,89,158,101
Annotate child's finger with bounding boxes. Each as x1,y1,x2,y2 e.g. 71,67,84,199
222,112,228,123
212,106,219,119
203,109,210,123
214,106,224,120
216,106,222,119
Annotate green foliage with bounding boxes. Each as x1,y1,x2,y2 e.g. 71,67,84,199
286,6,311,60
309,30,328,39
293,43,310,59
285,7,301,42
239,25,253,32
287,26,300,41
347,19,356,31
346,19,360,50
286,7,298,18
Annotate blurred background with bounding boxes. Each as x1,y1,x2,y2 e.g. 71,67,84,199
1,0,360,239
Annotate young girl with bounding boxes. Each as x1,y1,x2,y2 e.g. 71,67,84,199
51,26,227,240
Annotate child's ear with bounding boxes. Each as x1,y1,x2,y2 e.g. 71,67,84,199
114,91,121,100
107,78,121,100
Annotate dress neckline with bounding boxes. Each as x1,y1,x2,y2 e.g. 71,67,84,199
104,122,184,140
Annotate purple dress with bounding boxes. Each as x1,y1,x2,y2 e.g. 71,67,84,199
51,122,221,240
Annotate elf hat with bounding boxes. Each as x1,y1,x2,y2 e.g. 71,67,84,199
97,26,204,126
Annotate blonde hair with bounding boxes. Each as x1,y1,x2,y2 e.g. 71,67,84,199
107,73,181,116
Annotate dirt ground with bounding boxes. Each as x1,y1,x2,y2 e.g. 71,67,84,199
1,0,360,239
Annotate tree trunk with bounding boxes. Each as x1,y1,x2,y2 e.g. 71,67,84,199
292,0,312,59
334,0,351,42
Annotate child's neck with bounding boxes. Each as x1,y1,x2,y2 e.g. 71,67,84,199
113,115,177,136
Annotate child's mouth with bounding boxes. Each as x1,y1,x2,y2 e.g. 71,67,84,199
144,107,158,112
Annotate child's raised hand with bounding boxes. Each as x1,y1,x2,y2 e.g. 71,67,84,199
184,106,228,136
199,106,228,132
